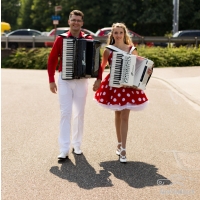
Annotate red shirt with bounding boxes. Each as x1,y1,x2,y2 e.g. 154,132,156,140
47,31,93,83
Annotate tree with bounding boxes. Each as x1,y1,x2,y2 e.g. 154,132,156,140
17,0,33,28
135,0,173,35
1,0,21,30
179,0,200,30
2,0,200,36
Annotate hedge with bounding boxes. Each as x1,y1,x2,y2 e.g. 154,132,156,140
1,46,200,69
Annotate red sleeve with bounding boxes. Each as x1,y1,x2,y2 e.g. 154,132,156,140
47,36,62,83
97,64,103,80
97,51,112,80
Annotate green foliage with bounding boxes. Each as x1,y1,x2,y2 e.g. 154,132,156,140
1,0,21,30
1,0,200,35
2,47,200,70
138,46,200,67
2,48,51,69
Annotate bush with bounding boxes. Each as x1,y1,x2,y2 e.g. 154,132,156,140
1,46,200,69
1,48,51,69
138,46,200,67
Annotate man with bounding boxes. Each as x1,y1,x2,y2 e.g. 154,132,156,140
47,10,93,160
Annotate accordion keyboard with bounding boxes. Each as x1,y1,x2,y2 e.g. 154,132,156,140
62,39,75,79
109,52,123,88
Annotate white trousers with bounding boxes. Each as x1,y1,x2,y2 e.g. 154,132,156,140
58,73,88,154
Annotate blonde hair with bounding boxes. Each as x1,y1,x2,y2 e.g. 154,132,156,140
107,23,133,45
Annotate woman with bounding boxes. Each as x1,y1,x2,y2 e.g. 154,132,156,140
93,23,152,163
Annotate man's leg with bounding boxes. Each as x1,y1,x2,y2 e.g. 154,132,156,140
58,74,73,155
71,79,88,151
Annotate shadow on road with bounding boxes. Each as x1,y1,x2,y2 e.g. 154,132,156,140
100,160,171,188
50,154,171,189
50,153,113,189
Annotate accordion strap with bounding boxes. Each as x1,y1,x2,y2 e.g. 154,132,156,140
129,46,137,54
59,33,90,38
106,45,136,54
106,45,127,54
59,33,69,37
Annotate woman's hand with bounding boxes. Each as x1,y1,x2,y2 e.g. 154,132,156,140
147,65,154,75
93,79,101,91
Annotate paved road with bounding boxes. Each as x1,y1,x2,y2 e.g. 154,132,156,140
2,67,200,200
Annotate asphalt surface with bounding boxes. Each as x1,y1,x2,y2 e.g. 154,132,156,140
1,67,200,200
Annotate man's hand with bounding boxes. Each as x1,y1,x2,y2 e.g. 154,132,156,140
49,82,57,94
93,79,101,91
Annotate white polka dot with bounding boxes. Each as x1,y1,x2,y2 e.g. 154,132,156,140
141,91,144,94
138,98,141,101
114,89,116,93
108,78,110,81
113,98,117,102
119,103,121,105
103,92,106,95
132,91,134,94
97,93,99,96
143,98,146,101
100,99,104,102
132,99,135,103
105,85,108,88
110,87,112,90
136,91,139,94
127,93,130,97
122,89,125,92
118,93,121,97
122,98,125,101
100,92,102,95
111,96,113,99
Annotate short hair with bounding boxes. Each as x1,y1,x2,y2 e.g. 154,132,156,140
69,10,84,20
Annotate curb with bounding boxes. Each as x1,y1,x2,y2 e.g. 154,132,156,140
152,76,200,107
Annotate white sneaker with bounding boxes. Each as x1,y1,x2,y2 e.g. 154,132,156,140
116,142,122,156
73,147,82,155
116,149,120,156
58,152,68,159
120,147,127,163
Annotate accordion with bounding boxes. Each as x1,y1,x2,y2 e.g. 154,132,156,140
61,38,101,80
109,52,154,90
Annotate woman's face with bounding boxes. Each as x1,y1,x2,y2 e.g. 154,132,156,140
112,27,125,42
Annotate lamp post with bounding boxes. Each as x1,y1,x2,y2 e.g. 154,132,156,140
172,0,179,35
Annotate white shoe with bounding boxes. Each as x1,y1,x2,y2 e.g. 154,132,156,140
73,147,82,155
116,142,122,156
58,152,68,159
120,147,127,163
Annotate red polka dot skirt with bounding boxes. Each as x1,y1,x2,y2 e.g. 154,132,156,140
94,74,149,111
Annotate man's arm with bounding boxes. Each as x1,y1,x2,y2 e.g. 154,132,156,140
47,36,62,93
47,36,62,83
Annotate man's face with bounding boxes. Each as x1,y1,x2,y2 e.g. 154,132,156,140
68,14,83,31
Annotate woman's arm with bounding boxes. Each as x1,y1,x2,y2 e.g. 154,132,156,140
93,48,110,91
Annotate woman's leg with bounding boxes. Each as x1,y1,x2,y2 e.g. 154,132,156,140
120,109,130,156
115,111,121,150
